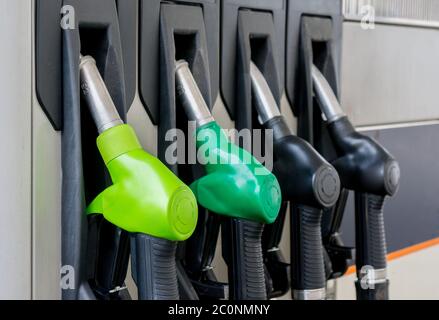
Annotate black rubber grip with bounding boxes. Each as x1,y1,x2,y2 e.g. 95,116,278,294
355,193,387,270
130,234,179,300
291,204,326,291
225,219,267,300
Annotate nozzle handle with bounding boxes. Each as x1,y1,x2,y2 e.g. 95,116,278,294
130,234,179,300
291,204,326,300
354,192,388,300
223,219,267,300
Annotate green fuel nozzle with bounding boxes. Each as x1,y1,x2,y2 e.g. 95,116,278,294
79,55,198,241
175,60,282,224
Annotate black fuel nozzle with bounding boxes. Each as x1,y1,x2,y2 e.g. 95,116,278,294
311,65,400,197
250,62,341,300
251,62,340,210
311,65,401,300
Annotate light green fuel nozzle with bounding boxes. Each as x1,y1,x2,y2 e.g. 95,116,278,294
80,55,198,241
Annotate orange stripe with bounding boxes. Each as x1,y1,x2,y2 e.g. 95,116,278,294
345,265,356,276
344,237,439,276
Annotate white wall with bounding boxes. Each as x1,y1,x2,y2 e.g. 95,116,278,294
0,0,32,299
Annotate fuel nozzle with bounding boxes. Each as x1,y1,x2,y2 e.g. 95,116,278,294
250,62,341,300
311,64,400,300
79,54,198,242
175,60,283,300
79,54,199,300
250,61,340,209
311,64,400,197
174,59,282,224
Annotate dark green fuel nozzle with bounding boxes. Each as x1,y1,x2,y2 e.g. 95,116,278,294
175,60,281,224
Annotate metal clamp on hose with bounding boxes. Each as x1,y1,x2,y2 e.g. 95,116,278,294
358,267,388,285
293,288,326,300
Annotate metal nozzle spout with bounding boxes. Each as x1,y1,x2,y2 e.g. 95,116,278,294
79,55,124,133
249,61,281,124
175,60,214,127
311,65,346,124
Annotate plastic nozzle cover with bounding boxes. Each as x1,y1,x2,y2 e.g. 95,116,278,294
84,122,198,241
79,55,198,240
327,118,400,196
265,116,340,209
310,64,399,196
174,60,282,223
249,62,340,208
189,121,282,224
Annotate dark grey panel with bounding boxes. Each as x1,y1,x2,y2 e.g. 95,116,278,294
340,124,439,252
